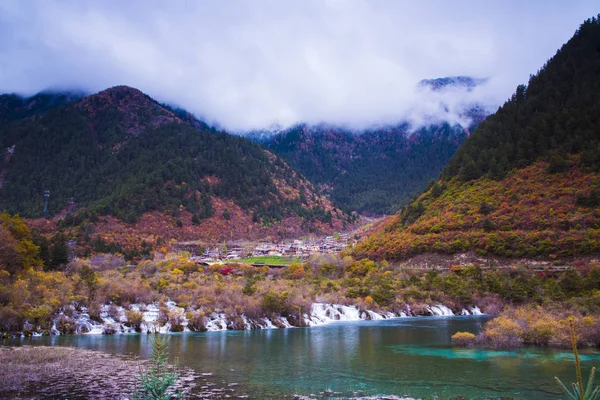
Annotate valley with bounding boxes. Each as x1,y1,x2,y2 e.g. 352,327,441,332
1,6,600,400
183,233,353,263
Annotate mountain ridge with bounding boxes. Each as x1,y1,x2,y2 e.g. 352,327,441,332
354,15,600,261
0,74,492,219
0,86,350,247
260,110,486,215
0,90,85,126
418,76,488,92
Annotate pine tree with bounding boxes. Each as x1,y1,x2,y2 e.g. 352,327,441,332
50,234,70,269
38,236,51,269
133,332,182,400
458,157,481,181
222,209,231,220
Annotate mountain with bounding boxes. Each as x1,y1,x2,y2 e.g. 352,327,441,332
159,103,210,131
262,122,476,215
418,76,487,92
259,79,488,215
0,86,349,246
354,15,600,261
0,90,85,126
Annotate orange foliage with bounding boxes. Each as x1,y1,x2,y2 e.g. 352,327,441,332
355,157,600,261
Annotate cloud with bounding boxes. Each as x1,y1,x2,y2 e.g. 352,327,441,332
0,0,597,131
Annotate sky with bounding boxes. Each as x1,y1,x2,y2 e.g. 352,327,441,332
0,0,598,132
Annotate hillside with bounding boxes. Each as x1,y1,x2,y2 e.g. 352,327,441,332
258,75,488,215
354,15,600,261
0,91,84,126
0,86,349,247
262,117,483,215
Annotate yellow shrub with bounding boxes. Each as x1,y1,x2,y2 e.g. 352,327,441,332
285,263,305,280
522,319,558,346
451,331,476,346
483,316,523,347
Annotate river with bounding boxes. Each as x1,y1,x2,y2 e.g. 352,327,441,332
7,315,600,399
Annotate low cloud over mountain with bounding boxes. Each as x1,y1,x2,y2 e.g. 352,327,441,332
0,1,597,131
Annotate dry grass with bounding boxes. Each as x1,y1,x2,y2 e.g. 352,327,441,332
0,346,199,399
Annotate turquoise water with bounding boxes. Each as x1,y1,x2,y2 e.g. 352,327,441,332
10,316,600,399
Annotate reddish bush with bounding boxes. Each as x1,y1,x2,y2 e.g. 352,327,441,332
219,267,235,276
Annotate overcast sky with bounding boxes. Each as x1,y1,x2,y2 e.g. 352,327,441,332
0,0,598,131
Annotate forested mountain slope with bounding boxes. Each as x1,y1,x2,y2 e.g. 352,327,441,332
0,86,348,245
354,15,600,261
0,91,84,126
261,88,488,216
263,122,476,215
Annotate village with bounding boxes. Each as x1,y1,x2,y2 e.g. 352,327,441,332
179,233,355,264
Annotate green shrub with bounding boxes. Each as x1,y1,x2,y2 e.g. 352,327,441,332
372,284,395,306
260,291,289,315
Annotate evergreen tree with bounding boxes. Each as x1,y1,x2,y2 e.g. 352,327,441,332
547,151,570,173
132,333,182,400
222,208,231,220
50,234,70,269
38,236,51,269
458,157,481,181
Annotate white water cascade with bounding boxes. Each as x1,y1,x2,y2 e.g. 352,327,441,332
427,304,454,316
41,300,485,336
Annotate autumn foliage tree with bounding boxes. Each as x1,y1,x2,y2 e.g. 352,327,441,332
0,212,42,275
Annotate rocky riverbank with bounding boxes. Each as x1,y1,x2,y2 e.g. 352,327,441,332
0,346,209,399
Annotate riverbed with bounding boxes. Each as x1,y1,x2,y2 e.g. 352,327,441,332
5,315,600,399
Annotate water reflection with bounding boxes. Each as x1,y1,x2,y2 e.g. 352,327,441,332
8,316,600,399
